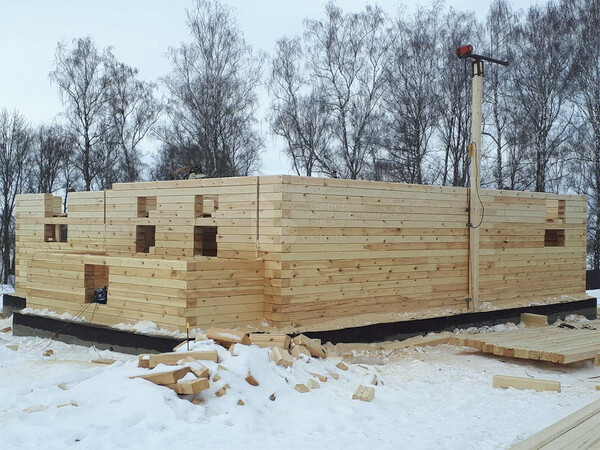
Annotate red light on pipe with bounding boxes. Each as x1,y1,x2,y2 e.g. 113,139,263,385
456,45,473,59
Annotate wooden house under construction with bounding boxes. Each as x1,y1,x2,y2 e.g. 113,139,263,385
14,175,589,332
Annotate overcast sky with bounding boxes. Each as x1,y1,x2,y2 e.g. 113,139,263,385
0,0,537,175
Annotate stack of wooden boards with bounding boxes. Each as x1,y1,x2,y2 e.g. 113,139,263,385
134,328,377,402
450,315,600,364
15,175,588,332
511,399,600,449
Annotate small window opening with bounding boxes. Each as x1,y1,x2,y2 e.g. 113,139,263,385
544,229,565,247
195,195,219,217
44,224,55,242
546,199,565,222
59,224,68,242
44,224,68,242
136,225,156,253
194,226,218,256
137,196,157,218
84,264,109,304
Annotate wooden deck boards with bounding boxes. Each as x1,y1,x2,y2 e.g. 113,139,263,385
511,399,600,449
450,324,600,364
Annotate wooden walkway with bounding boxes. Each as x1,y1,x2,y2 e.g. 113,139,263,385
449,325,600,364
511,399,600,449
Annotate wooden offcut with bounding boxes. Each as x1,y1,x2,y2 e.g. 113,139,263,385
493,375,561,393
249,333,291,349
511,399,600,449
521,313,549,328
294,384,310,393
245,373,259,386
166,378,210,395
352,385,375,402
336,362,349,371
292,335,325,358
307,379,320,389
291,345,311,359
595,354,599,366
270,347,293,368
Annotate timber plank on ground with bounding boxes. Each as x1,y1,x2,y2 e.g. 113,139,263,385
451,326,600,364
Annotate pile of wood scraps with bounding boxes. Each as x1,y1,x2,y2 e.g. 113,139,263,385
133,327,379,403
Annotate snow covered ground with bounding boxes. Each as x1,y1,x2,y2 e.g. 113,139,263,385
0,291,598,449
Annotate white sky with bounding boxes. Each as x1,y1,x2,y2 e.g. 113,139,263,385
0,0,537,175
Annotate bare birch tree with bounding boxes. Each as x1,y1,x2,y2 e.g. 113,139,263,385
106,60,162,182
381,4,442,184
0,109,31,284
269,37,333,176
510,1,576,192
157,0,262,178
303,3,393,180
49,37,115,191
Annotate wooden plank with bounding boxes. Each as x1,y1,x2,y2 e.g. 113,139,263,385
147,350,218,369
493,375,561,393
131,366,191,385
206,328,251,348
511,399,600,449
249,333,291,349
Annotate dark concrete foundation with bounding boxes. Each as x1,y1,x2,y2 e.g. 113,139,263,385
1,294,26,318
9,297,598,350
305,298,598,344
12,312,183,355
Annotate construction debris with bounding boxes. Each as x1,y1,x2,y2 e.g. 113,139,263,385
131,366,191,385
292,335,326,358
0,326,11,333
352,385,375,402
307,379,320,389
336,362,349,371
206,328,251,348
7,344,18,351
310,372,327,383
294,384,310,393
166,378,210,395
520,313,549,328
43,349,53,357
249,333,291,349
245,373,259,386
291,345,311,359
189,364,210,379
139,350,219,369
270,347,293,368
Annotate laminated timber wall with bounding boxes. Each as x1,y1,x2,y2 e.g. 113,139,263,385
14,175,588,332
262,177,587,328
15,177,273,330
